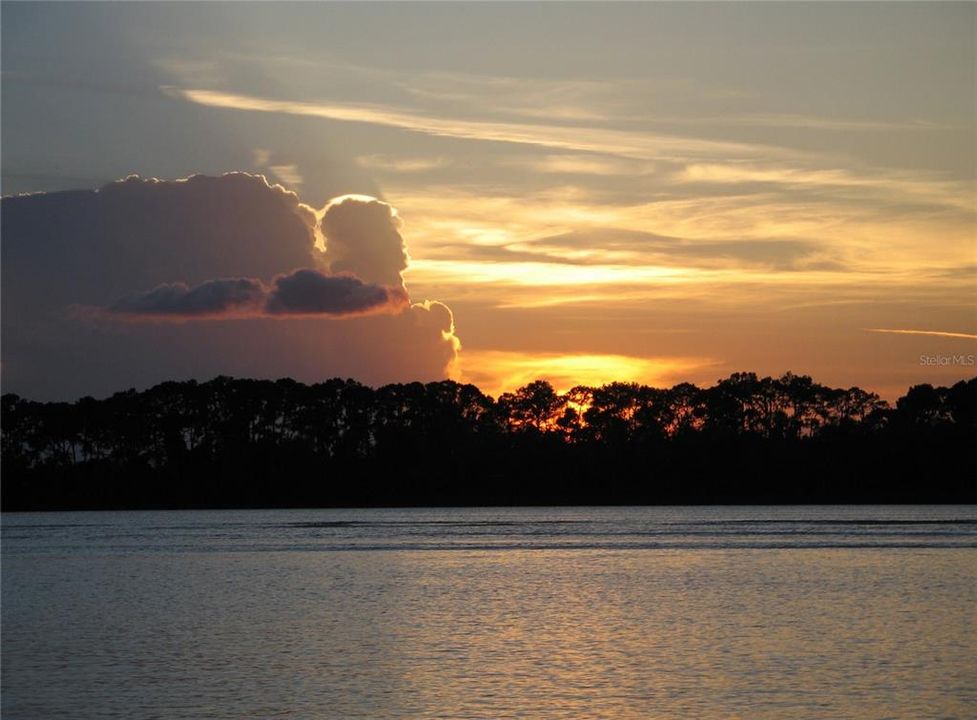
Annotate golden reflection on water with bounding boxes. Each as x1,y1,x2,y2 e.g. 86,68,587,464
304,549,975,719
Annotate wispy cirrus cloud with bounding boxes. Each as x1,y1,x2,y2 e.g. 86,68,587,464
386,182,974,277
667,113,956,133
680,163,975,212
163,82,974,225
162,54,946,134
161,86,798,163
252,148,304,190
499,154,656,177
866,328,977,341
356,154,452,173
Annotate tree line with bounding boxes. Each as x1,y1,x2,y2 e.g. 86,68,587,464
2,372,975,509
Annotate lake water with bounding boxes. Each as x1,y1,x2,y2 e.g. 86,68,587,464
3,506,976,719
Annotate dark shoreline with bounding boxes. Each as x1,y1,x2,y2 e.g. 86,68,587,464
4,501,977,514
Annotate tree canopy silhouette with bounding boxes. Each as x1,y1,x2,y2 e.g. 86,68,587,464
2,373,974,509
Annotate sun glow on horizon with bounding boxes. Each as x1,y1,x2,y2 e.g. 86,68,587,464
460,350,720,397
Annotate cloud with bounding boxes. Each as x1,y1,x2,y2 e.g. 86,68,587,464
111,278,266,318
266,269,407,316
408,300,462,379
107,271,407,320
321,195,410,289
500,155,655,177
252,147,304,190
1,173,460,399
866,328,977,341
356,154,451,173
434,228,829,272
382,179,975,303
163,84,972,214
680,163,973,212
268,164,303,190
2,172,318,312
164,86,792,164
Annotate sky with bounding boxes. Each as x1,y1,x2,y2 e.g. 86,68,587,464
2,2,975,401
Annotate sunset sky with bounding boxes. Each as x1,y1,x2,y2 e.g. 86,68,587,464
2,2,975,401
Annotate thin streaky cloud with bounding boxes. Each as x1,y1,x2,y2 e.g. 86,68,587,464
268,164,303,190
867,328,977,340
162,86,801,163
213,56,936,132
356,154,452,173
672,113,955,133
166,87,973,213
681,163,975,212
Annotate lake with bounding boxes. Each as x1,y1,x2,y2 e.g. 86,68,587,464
2,506,975,719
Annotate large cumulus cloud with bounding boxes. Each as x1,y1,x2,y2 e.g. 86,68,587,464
1,173,460,399
321,195,409,289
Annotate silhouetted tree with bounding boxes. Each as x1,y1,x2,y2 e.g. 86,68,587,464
2,373,974,509
498,380,565,433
